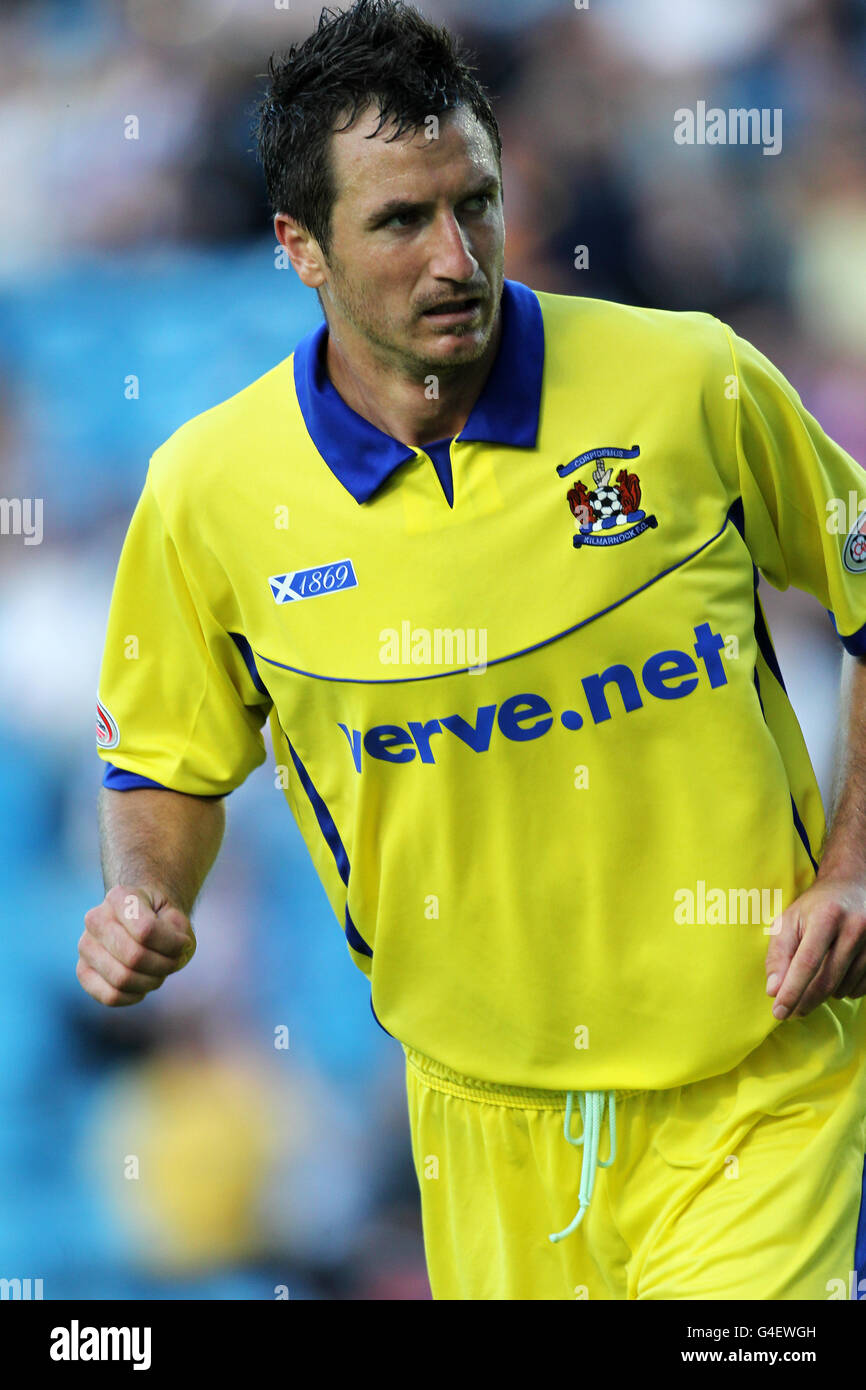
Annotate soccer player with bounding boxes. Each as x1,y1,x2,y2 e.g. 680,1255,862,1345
83,0,866,1300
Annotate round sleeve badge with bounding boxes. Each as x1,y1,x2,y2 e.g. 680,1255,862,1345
843,511,866,574
96,698,120,749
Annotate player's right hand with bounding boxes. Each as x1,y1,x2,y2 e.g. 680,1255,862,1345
77,884,196,1007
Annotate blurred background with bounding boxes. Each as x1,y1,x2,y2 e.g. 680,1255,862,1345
0,0,864,1300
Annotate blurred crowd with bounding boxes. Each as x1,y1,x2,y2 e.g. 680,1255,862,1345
0,0,864,1299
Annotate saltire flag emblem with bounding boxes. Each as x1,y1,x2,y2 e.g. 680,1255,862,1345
268,559,358,604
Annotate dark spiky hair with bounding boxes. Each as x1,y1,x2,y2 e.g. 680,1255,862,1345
254,0,501,257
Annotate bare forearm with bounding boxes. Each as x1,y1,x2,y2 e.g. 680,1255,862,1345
818,652,866,885
97,786,226,916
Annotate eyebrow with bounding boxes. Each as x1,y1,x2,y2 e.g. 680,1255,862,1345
364,175,501,228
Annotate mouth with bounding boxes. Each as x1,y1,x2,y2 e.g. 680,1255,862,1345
421,296,484,326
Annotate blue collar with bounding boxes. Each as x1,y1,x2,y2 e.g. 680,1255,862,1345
292,277,545,504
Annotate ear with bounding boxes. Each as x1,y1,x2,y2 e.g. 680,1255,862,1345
274,214,327,289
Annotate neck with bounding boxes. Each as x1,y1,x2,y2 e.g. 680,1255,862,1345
323,309,502,448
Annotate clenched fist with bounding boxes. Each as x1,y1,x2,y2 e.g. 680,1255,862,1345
77,884,196,1007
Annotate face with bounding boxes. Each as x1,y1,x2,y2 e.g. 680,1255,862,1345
315,104,505,374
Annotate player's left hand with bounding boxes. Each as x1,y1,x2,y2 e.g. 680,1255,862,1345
765,876,866,1019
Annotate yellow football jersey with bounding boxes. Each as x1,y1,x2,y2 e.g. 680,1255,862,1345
96,279,866,1090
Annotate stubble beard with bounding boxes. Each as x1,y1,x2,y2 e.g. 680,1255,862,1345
322,258,494,382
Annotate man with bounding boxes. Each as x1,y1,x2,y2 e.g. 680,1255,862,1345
84,0,866,1300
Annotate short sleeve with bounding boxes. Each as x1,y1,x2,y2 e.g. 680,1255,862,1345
721,321,866,656
96,468,272,795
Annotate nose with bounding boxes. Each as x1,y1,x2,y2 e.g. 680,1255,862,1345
426,209,478,283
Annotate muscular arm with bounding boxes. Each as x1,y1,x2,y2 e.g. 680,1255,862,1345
766,651,866,1018
97,786,226,916
816,651,866,884
78,787,226,1007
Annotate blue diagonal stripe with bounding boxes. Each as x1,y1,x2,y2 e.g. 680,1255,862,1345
283,735,372,958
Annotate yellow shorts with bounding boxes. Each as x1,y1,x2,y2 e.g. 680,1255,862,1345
404,999,866,1300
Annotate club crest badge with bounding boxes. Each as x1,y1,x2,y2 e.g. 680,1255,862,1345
843,510,866,574
557,444,658,550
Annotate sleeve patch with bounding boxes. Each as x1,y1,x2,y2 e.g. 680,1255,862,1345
843,511,866,574
96,697,120,749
